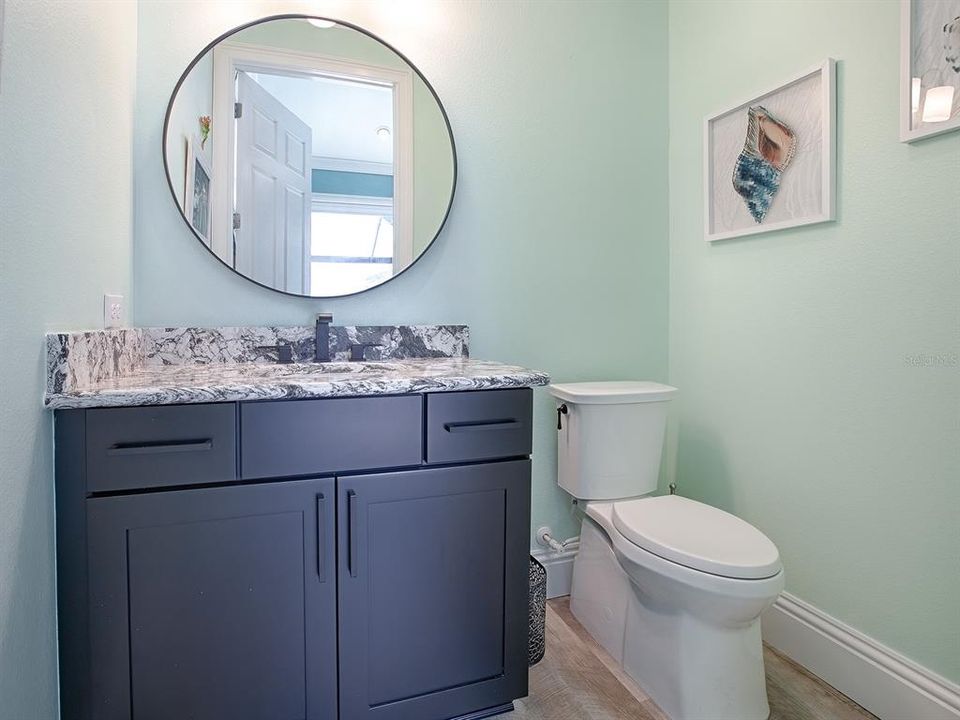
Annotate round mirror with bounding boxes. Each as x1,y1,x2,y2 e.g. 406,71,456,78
163,15,456,298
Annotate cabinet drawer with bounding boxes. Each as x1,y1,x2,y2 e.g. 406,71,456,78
241,395,423,479
426,388,532,464
86,404,237,493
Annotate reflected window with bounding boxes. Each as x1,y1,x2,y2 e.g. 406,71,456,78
310,197,394,295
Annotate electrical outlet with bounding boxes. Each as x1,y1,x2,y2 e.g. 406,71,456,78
103,294,124,329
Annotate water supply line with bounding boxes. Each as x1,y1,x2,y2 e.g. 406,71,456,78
535,526,578,553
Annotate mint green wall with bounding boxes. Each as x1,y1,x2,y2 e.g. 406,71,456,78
134,0,670,549
1,1,956,714
668,0,960,682
165,50,212,208
0,1,137,716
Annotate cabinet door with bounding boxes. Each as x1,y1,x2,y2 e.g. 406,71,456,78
338,461,531,720
87,477,337,720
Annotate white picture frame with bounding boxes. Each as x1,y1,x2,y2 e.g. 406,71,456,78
900,0,960,143
703,59,836,243
184,135,213,246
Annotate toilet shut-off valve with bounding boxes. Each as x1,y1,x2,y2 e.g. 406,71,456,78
536,526,577,553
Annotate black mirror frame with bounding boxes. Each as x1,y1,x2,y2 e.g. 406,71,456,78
161,13,458,300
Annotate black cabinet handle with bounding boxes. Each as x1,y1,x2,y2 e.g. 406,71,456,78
106,439,213,456
316,493,326,582
347,490,358,578
443,420,521,433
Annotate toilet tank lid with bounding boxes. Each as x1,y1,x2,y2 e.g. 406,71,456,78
548,381,678,404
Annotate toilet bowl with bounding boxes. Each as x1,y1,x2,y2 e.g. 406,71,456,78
549,381,784,720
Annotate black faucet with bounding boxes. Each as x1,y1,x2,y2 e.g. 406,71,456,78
349,343,382,362
315,313,333,362
256,344,294,364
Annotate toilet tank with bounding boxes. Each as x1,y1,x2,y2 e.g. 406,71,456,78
549,381,677,500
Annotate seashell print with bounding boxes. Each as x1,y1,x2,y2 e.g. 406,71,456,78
732,106,797,223
946,15,960,74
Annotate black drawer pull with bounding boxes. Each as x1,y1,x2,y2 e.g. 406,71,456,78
106,439,213,456
443,420,521,433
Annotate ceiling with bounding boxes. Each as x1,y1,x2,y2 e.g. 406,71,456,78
248,71,394,167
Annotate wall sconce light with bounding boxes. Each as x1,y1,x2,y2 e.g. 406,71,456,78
921,85,956,123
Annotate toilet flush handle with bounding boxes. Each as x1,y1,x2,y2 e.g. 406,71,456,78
556,404,568,430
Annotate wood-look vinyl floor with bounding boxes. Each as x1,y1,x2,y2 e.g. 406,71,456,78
506,598,878,720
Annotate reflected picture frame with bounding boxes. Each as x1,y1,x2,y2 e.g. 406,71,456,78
900,0,960,142
703,59,836,243
185,135,213,245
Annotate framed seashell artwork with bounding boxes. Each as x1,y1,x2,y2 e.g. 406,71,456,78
704,59,836,242
900,0,960,142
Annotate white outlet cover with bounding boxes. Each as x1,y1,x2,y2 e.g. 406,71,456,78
103,294,124,329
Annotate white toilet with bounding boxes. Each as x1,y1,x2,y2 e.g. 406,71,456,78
549,381,784,720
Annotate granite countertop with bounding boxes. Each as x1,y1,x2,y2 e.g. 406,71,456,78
44,324,549,409
44,357,550,409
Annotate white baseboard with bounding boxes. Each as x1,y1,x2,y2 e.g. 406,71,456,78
532,545,578,599
763,592,960,720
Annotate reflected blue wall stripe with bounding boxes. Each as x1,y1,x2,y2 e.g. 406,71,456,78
312,170,393,198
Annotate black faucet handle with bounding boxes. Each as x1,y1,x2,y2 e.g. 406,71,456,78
314,313,333,363
256,344,294,364
349,343,382,362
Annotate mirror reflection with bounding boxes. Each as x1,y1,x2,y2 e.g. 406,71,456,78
164,17,456,297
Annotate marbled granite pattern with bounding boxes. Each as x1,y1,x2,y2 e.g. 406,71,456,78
44,358,549,409
45,328,147,396
146,325,469,366
329,325,468,361
46,324,469,396
44,324,546,409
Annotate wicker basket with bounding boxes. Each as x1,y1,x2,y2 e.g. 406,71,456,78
528,556,547,666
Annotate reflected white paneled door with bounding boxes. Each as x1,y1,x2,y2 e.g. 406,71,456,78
234,72,312,294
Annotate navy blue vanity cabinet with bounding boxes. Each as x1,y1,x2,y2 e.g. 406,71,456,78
55,388,534,720
84,403,238,492
240,395,423,480
86,477,338,720
337,461,531,720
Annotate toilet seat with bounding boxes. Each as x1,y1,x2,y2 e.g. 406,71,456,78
612,495,781,580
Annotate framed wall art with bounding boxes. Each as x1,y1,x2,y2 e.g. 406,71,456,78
900,0,960,142
704,59,836,242
185,135,213,246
